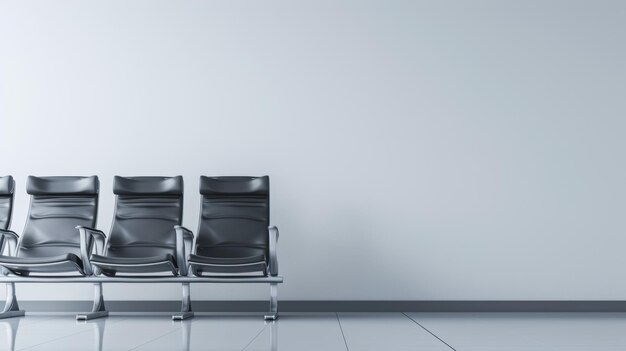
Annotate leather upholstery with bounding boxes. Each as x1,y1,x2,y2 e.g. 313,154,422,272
0,176,15,230
113,176,183,195
92,176,183,276
190,176,270,276
90,253,177,276
0,253,83,274
26,175,99,195
0,176,99,276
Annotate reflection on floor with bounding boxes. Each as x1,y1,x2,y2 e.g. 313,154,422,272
3,312,626,350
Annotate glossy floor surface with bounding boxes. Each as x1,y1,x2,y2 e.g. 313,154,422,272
1,312,625,350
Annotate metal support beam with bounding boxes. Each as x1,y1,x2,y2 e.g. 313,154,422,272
172,283,194,320
264,283,279,320
0,276,283,284
76,283,108,321
0,283,25,319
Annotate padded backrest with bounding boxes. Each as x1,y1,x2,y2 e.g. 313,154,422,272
107,176,183,258
197,176,270,254
18,176,99,257
0,176,15,230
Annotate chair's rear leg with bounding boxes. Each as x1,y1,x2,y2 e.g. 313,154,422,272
172,283,194,321
264,283,279,321
0,283,25,319
76,283,108,321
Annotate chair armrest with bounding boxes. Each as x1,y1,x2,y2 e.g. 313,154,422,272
0,229,19,256
76,226,107,276
174,225,194,276
268,226,279,276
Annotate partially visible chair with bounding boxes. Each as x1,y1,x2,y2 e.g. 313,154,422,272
0,176,15,262
0,176,16,317
0,176,100,319
183,176,281,320
0,176,14,234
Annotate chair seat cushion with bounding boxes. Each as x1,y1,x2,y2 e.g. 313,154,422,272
189,246,267,275
189,253,266,265
0,253,84,275
90,253,177,276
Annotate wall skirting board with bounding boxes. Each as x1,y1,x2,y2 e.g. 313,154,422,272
4,301,626,313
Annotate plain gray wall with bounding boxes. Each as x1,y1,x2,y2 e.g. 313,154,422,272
1,0,625,301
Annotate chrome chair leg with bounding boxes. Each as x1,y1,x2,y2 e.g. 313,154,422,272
0,283,25,319
76,283,108,321
173,282,194,320
264,283,279,321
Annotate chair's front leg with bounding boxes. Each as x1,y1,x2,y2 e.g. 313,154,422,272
172,282,194,321
264,283,279,321
76,283,108,321
0,282,25,319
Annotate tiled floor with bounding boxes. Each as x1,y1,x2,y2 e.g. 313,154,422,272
2,312,626,350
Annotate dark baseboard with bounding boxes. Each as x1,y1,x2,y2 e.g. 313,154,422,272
4,300,626,313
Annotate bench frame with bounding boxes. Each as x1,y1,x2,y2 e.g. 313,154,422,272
0,276,283,321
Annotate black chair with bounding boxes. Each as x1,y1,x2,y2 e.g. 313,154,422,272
0,176,15,273
0,176,14,235
0,176,99,319
182,176,280,320
0,176,17,320
78,176,192,319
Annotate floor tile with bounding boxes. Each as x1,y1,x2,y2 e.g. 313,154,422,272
408,312,626,350
338,312,451,351
245,313,347,351
1,315,114,351
23,316,179,351
132,315,267,351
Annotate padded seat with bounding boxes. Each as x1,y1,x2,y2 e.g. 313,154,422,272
189,246,266,274
91,253,177,276
0,253,84,276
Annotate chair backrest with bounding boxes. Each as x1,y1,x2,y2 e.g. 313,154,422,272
197,176,270,258
107,176,183,258
18,176,99,258
0,176,15,231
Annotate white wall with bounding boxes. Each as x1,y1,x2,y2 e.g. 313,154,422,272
1,0,625,301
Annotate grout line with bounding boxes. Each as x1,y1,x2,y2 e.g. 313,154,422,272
126,324,183,351
241,323,268,351
402,312,456,351
335,312,350,351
